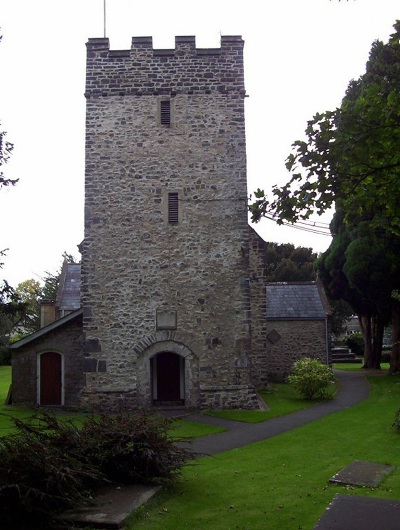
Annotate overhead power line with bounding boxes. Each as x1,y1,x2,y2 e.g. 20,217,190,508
263,214,332,236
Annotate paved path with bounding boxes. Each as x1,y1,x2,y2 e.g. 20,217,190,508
181,369,371,456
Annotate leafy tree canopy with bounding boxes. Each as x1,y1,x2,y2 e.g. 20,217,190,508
264,242,317,282
249,21,400,236
317,210,400,368
13,279,42,334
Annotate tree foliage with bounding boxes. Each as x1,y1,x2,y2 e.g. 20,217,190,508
0,33,19,361
0,41,16,190
0,279,27,363
318,213,400,368
250,21,400,236
13,279,42,334
0,126,15,189
264,242,317,282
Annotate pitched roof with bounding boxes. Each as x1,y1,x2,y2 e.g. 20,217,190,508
10,308,83,349
56,262,81,312
266,281,329,320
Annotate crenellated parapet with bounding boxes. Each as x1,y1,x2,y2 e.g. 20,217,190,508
85,35,245,98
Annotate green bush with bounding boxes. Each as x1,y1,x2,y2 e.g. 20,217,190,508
287,357,336,400
344,333,364,356
79,411,190,485
0,411,192,528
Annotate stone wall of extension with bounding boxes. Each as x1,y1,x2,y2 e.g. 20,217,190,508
264,319,330,382
81,36,260,410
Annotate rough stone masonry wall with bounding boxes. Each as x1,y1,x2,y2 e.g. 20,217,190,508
265,319,329,382
81,36,259,410
248,226,269,389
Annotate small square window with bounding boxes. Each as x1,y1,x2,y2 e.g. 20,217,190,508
160,100,171,127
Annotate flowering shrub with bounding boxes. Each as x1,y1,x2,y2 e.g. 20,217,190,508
287,357,336,400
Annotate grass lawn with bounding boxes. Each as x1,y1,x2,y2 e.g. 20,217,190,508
0,365,11,397
0,366,36,436
334,362,390,371
206,382,322,423
126,372,400,530
169,419,226,439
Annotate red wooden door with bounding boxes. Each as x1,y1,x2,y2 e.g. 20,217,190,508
40,352,62,405
156,352,181,401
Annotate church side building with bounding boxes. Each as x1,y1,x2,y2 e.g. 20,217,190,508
80,36,260,410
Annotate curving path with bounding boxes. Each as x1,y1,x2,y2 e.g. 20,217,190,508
181,370,371,456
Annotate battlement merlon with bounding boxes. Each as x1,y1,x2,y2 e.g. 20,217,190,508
86,35,244,53
85,35,246,98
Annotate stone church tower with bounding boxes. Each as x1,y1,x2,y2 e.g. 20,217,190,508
80,35,260,410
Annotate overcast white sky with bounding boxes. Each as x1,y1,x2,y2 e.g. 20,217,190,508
0,0,399,287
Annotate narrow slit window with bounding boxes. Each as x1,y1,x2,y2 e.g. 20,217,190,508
168,193,179,224
160,100,171,127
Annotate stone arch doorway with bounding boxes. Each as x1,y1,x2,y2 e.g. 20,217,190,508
151,351,185,404
38,351,63,406
136,334,199,408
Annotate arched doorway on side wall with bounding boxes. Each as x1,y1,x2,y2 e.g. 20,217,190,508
151,351,184,405
38,351,63,406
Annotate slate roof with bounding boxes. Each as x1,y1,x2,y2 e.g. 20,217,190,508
266,281,329,320
57,263,81,313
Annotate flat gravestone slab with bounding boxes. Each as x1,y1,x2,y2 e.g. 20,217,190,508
314,494,400,530
61,484,161,529
329,460,394,487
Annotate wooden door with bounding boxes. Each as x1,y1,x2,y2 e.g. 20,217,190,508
155,352,182,402
40,352,62,405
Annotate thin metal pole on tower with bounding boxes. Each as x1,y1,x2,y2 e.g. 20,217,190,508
103,0,107,37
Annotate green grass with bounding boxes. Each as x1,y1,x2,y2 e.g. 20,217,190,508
0,366,37,436
0,365,11,398
126,373,400,530
334,362,390,371
206,383,321,423
169,419,226,439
